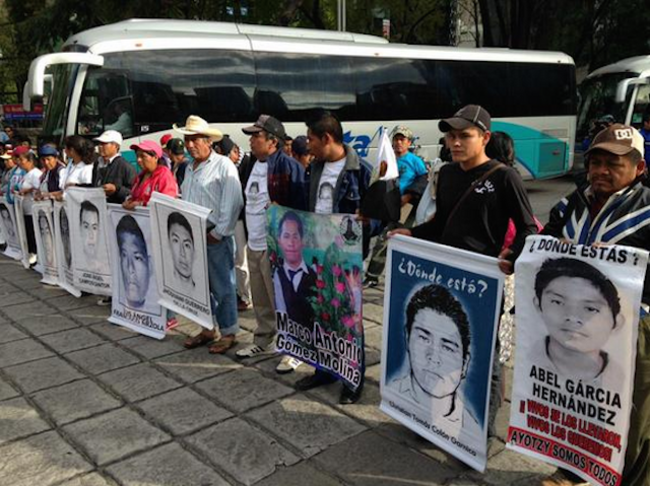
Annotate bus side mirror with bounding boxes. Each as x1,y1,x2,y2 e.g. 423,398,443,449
616,77,650,103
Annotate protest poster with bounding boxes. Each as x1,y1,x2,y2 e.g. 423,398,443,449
268,205,364,391
66,187,112,295
149,192,213,329
380,234,504,472
107,204,166,339
507,235,648,486
53,200,81,297
13,195,30,269
0,197,21,260
32,200,58,285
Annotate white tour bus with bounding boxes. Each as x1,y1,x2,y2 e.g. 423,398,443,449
25,19,576,179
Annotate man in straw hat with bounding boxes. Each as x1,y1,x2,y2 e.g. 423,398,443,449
175,115,244,354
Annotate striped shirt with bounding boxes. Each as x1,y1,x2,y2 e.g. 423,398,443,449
181,151,243,239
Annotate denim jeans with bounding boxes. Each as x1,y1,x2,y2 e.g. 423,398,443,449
206,235,238,336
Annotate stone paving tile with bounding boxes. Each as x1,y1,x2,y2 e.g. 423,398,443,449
62,408,170,466
137,386,233,436
196,368,294,413
0,376,19,401
466,446,555,485
314,430,455,486
0,291,36,307
0,430,93,486
186,418,300,486
363,324,383,350
253,354,316,387
257,462,344,486
46,294,98,311
0,397,51,445
66,343,140,375
0,322,28,344
58,472,117,486
4,356,84,394
13,314,80,336
1,299,55,320
365,363,381,384
119,334,187,359
246,395,367,458
362,302,384,324
39,286,73,299
98,363,183,402
155,349,242,384
40,327,108,354
67,306,111,325
106,442,230,486
31,379,122,426
90,322,137,341
0,338,53,368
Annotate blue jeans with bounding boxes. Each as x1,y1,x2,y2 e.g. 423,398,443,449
206,236,239,336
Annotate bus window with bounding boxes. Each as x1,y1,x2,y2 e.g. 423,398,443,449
631,84,650,127
77,68,133,137
42,64,77,140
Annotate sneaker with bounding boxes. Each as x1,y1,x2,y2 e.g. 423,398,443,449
28,253,37,266
339,383,363,405
276,355,302,374
235,342,276,359
295,370,337,391
363,276,379,289
97,297,112,306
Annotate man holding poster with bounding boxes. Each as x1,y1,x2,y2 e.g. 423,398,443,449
517,124,650,486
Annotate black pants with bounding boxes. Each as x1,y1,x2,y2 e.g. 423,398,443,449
24,215,36,254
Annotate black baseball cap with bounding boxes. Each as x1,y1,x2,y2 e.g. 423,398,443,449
439,105,491,132
242,114,287,140
215,136,235,155
291,136,309,157
166,138,186,156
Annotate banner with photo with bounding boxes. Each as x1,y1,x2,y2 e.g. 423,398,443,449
381,235,504,472
107,204,166,339
14,195,30,269
268,205,364,391
53,200,81,297
149,192,213,329
32,200,58,285
507,235,648,486
66,187,112,296
0,197,21,260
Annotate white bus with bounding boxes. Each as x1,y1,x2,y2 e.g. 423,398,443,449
25,19,576,179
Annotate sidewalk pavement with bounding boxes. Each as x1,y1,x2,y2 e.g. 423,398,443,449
0,255,555,486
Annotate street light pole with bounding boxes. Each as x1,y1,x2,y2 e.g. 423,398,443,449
337,0,346,31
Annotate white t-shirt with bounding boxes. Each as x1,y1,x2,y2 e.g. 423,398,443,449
315,158,346,214
59,162,93,189
245,161,270,251
21,168,43,215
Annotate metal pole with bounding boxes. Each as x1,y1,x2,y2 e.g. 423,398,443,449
337,0,342,31
342,0,346,31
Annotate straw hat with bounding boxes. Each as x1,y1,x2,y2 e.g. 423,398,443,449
173,115,223,141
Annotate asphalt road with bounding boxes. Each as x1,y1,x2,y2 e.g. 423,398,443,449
524,175,576,224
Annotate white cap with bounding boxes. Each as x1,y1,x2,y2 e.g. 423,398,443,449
93,130,123,145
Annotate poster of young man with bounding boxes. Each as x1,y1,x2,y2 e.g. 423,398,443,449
0,197,21,260
267,205,364,391
53,201,81,297
149,192,213,329
107,205,166,339
381,234,503,472
65,187,112,296
507,235,648,486
32,200,58,285
13,195,30,269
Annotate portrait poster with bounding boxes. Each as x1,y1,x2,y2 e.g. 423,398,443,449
66,187,112,296
268,205,364,391
381,235,504,472
13,195,30,269
53,201,81,297
32,200,58,285
0,196,21,260
107,205,166,339
149,192,213,329
507,235,648,486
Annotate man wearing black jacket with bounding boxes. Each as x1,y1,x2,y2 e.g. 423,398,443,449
92,130,136,204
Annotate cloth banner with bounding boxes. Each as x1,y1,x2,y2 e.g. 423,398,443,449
149,192,213,329
14,195,30,269
32,200,58,285
381,235,504,471
107,204,166,339
268,205,364,390
0,197,21,260
66,187,112,295
507,235,648,486
53,201,81,297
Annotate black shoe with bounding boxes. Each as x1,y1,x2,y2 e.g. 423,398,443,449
295,371,337,391
339,383,363,405
363,276,379,289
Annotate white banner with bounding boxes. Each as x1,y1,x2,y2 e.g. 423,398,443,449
14,195,30,269
381,235,504,472
107,205,166,339
66,187,112,295
507,235,648,486
53,200,81,297
32,200,58,285
149,192,213,329
0,197,21,260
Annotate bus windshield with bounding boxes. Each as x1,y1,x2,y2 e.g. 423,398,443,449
42,63,78,140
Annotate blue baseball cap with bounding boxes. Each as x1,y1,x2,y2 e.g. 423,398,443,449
38,145,58,157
